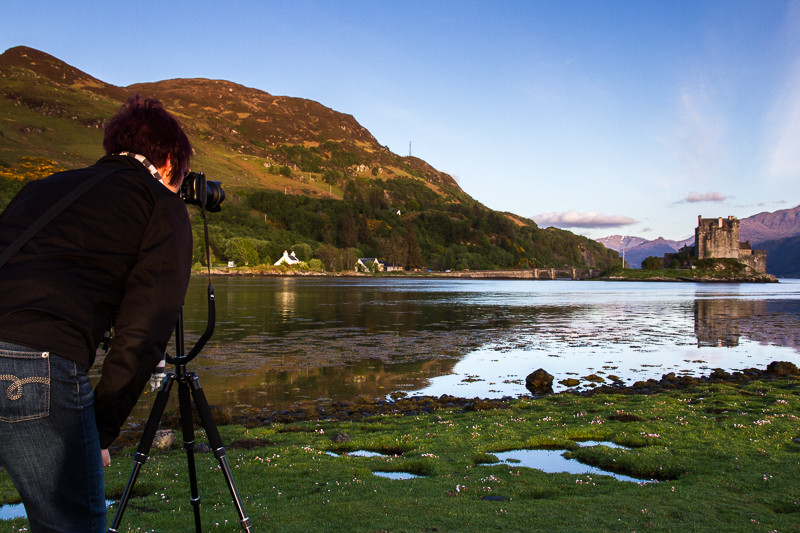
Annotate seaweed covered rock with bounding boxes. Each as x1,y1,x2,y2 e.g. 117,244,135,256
766,361,799,376
525,369,554,395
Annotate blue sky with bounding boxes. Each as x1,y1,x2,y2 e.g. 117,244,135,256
2,0,800,241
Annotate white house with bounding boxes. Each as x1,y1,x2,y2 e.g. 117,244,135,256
274,250,301,266
355,258,384,272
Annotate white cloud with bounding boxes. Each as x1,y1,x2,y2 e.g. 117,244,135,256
681,191,729,203
533,211,636,229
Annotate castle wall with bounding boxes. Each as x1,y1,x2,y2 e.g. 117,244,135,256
739,249,767,274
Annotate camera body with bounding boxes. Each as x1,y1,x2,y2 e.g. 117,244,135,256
180,171,225,212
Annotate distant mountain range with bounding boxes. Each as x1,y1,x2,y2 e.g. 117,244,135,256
740,206,800,242
596,235,693,269
598,206,800,276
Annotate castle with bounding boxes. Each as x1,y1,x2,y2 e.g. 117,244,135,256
680,216,766,273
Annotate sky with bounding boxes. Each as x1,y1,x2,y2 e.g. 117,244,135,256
2,0,800,241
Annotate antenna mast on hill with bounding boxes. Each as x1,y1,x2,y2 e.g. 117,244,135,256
409,141,412,157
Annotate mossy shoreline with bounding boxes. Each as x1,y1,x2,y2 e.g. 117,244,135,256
2,363,798,532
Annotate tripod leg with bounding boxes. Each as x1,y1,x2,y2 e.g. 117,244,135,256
178,377,203,532
108,373,175,533
187,372,253,532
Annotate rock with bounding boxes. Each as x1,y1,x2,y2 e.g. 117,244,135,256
330,432,351,443
766,361,800,376
152,429,177,451
709,368,730,381
559,378,581,387
525,369,554,395
583,374,605,383
195,442,212,453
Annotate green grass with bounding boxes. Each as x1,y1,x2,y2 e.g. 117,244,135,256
1,380,799,531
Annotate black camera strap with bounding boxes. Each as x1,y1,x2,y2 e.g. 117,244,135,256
0,165,122,269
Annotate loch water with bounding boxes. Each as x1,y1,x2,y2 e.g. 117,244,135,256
115,276,800,421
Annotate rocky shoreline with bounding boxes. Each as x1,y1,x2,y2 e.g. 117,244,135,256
172,360,800,429
114,360,799,453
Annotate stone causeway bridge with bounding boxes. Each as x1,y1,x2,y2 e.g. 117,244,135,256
429,268,603,280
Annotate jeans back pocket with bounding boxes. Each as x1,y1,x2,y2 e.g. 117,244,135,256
0,346,50,422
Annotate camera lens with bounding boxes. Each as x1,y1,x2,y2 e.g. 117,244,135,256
205,181,225,212
180,172,225,212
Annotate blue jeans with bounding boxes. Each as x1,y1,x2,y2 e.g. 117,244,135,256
0,341,106,532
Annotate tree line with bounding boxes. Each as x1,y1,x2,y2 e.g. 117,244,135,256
192,177,621,272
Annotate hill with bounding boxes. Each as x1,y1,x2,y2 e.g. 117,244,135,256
756,235,800,278
740,205,800,243
0,46,621,272
740,206,800,278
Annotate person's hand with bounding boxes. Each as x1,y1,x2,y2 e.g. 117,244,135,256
101,448,111,467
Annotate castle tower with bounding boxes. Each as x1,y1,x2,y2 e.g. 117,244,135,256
695,215,740,259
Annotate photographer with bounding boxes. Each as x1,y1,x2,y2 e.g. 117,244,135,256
0,97,193,531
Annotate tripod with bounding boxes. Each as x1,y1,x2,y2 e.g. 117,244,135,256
108,283,252,532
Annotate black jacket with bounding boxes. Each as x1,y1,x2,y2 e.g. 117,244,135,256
0,155,192,447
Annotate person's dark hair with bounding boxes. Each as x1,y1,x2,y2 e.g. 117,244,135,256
103,96,192,187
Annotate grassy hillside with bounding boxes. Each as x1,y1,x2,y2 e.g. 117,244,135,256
756,235,800,278
0,46,621,272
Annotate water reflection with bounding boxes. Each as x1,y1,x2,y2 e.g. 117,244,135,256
486,443,656,483
373,472,422,480
104,277,800,424
695,298,800,349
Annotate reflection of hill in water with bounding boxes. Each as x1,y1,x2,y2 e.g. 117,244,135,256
191,356,459,412
694,299,800,349
162,277,520,419
130,349,460,423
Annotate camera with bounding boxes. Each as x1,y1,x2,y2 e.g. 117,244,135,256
180,171,225,212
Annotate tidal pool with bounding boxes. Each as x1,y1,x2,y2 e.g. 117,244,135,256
372,471,423,480
486,441,656,483
325,450,422,480
326,450,386,458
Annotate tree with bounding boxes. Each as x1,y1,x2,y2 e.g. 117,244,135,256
340,247,361,271
405,223,424,270
254,240,272,264
340,213,357,248
641,256,663,270
291,243,313,261
315,244,340,271
225,237,259,266
382,234,406,267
